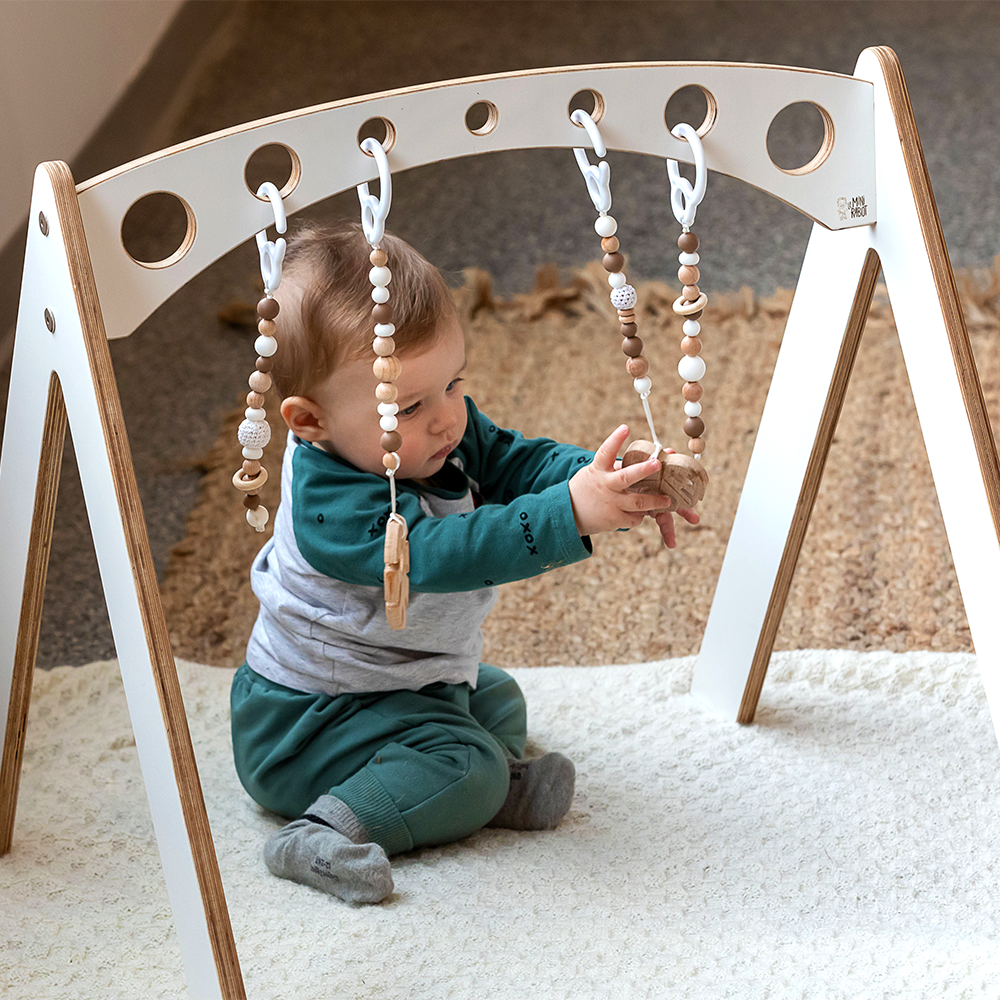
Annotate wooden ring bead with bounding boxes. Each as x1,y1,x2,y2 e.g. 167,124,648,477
232,467,268,492
672,292,708,315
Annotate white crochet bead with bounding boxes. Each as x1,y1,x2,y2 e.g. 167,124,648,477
369,265,392,287
678,355,707,382
238,418,272,449
378,402,399,416
684,400,703,417
610,284,637,310
255,335,278,358
374,322,396,337
245,407,266,422
679,251,700,266
247,506,270,532
608,272,627,289
633,376,652,394
371,286,390,304
595,214,618,237
242,446,263,460
379,414,398,432
683,319,701,336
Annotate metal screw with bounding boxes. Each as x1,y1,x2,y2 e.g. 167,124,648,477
38,212,48,236
44,309,55,333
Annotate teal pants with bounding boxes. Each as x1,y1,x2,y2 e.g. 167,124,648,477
230,663,527,856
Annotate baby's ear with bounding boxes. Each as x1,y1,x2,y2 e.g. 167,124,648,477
280,396,326,441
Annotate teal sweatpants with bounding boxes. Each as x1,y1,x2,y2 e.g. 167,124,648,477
230,663,527,856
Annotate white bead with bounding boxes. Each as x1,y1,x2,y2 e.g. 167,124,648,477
678,355,707,382
238,418,271,449
245,407,266,422
247,506,270,531
371,286,390,304
377,402,399,416
679,251,700,266
374,322,396,337
255,334,278,358
369,265,392,287
633,376,652,394
242,446,263,460
684,400,703,417
608,272,627,289
610,284,637,310
683,319,701,336
379,414,398,432
595,214,618,237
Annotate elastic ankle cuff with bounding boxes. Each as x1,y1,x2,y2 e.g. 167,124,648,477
303,795,369,844
331,769,414,856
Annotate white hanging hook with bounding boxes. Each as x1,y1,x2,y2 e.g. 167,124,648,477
255,181,287,293
666,122,708,229
357,137,393,246
571,109,612,215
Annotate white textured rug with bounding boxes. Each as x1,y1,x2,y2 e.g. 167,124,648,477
2,650,999,1000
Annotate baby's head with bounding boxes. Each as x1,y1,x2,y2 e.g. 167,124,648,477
275,223,469,481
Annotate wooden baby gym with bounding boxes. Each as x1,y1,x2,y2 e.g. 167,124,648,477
2,48,998,998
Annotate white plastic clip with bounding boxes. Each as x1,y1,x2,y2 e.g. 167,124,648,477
666,123,708,229
357,137,393,246
571,109,612,215
255,181,287,293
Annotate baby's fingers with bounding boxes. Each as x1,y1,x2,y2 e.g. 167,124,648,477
593,425,631,472
620,457,662,491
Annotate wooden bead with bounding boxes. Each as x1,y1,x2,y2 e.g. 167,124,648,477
620,323,638,337
678,265,700,285
242,493,260,510
681,336,702,356
373,336,396,356
381,431,403,452
242,459,261,476
617,309,635,322
684,416,705,438
370,248,388,266
601,236,620,253
683,381,704,402
255,356,274,373
249,370,271,393
376,382,398,403
372,302,394,324
603,252,625,273
678,231,699,252
622,336,644,357
382,452,400,471
626,356,650,378
682,284,701,301
689,437,706,454
373,355,402,382
246,391,265,408
257,318,277,337
257,297,279,320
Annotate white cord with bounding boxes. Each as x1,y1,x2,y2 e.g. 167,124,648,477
639,391,662,453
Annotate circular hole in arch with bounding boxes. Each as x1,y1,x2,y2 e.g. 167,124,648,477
120,191,196,269
244,142,302,200
358,116,397,154
568,88,606,124
664,84,717,137
766,101,835,175
465,100,500,136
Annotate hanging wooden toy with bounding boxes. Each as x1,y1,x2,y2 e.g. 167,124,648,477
358,137,410,630
233,182,287,532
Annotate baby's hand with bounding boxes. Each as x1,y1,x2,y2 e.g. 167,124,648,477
650,506,700,549
569,425,673,537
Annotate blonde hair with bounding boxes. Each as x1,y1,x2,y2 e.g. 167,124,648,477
270,222,455,399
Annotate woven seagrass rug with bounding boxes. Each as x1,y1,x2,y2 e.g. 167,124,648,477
159,259,1000,669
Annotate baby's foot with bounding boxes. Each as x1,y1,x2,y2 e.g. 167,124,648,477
486,752,576,830
264,795,393,903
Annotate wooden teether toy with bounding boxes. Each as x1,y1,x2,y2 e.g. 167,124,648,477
621,439,709,511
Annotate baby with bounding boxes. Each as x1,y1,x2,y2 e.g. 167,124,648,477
230,222,698,903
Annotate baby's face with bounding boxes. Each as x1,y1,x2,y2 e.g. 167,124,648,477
310,314,469,481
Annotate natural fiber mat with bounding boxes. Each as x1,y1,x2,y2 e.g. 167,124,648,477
159,259,1000,669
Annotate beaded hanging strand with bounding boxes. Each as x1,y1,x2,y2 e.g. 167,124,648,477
358,137,409,630
234,183,287,532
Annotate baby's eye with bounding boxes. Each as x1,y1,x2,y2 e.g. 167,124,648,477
447,377,464,392
399,401,420,417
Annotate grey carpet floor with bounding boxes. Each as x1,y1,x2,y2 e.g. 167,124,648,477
6,0,999,667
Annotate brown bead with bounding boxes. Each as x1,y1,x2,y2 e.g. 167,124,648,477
681,336,702,356
620,323,638,337
370,248,388,266
257,297,279,320
603,252,625,273
256,356,274,373
373,355,402,382
686,310,704,322
372,302,394,324
601,236,620,253
249,370,272,393
678,231,699,253
622,336,644,358
689,436,706,455
243,493,261,510
682,381,704,402
684,417,705,438
626,356,650,378
242,459,262,476
678,265,700,285
257,318,277,337
376,382,398,403
381,431,403,452
682,284,701,301
373,336,396,356
246,391,265,408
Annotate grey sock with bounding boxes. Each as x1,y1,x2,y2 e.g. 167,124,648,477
486,752,576,830
263,795,394,904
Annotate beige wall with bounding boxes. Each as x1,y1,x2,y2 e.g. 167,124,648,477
0,0,183,247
